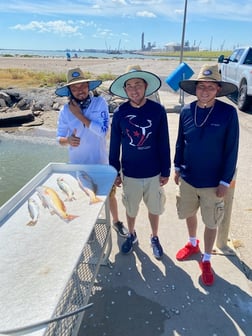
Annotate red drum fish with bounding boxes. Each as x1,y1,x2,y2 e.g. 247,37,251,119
27,198,39,226
36,186,78,221
76,171,102,205
57,176,76,201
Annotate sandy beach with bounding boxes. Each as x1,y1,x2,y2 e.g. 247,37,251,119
0,56,209,77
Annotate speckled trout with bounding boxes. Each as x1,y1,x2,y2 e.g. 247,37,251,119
57,176,76,201
36,186,78,221
76,171,102,204
27,198,40,226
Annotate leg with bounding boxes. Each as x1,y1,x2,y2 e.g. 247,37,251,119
186,214,197,237
204,227,217,255
109,187,128,237
109,193,119,224
126,213,136,234
176,214,200,261
149,212,163,259
121,213,138,254
148,212,159,237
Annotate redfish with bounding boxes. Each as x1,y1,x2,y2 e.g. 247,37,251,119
76,171,102,204
27,198,39,226
36,186,78,221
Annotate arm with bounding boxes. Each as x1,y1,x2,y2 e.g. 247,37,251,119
158,105,171,178
217,106,239,197
109,110,122,175
69,96,109,137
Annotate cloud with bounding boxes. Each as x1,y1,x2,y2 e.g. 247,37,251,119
136,11,156,18
10,20,94,37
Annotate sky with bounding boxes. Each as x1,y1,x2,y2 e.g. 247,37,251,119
0,0,252,52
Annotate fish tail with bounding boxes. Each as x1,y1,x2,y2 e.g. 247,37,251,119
26,220,37,226
65,213,79,221
89,196,102,205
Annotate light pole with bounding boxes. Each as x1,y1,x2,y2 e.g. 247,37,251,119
179,0,188,105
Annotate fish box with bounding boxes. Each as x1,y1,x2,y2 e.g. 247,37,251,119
165,62,194,91
0,163,117,336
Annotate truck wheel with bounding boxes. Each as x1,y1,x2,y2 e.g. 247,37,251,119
237,83,251,111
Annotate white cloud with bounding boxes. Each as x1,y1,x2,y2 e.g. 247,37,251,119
136,11,156,18
11,20,81,36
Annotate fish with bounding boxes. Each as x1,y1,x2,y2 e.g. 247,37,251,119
27,198,39,226
76,171,102,204
57,176,76,201
36,186,78,222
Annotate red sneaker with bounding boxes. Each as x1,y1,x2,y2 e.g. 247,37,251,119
176,241,200,261
199,260,214,286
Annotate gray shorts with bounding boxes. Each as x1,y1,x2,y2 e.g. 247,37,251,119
176,178,224,229
122,175,166,218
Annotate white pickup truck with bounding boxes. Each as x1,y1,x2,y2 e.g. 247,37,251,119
218,46,252,111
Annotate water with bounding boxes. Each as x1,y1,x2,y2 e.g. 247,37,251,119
0,48,174,60
0,132,68,207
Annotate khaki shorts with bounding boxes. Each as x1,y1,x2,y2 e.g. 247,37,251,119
176,178,224,229
122,175,166,218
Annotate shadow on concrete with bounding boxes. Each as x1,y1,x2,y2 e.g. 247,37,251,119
78,242,252,336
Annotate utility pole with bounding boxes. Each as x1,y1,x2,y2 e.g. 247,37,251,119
179,0,188,105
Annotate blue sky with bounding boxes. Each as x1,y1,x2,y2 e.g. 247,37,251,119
0,0,252,51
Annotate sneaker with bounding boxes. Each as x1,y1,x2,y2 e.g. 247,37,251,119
199,260,214,286
113,221,128,238
121,231,138,254
151,236,163,259
176,240,200,261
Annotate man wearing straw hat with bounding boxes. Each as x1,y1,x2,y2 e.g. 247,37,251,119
109,67,171,259
56,67,128,237
174,64,239,286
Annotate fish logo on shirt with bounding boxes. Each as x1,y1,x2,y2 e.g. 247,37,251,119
125,115,152,147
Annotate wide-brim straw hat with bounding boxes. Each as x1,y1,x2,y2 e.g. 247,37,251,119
179,64,237,97
109,65,161,99
55,67,102,97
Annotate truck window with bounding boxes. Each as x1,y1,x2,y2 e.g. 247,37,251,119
229,48,245,63
244,48,252,65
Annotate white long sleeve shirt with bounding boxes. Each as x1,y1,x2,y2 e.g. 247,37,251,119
57,95,110,164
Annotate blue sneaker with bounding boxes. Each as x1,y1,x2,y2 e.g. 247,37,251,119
121,231,138,254
151,236,163,259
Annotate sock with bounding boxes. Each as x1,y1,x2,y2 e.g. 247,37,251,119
202,253,211,262
189,237,198,247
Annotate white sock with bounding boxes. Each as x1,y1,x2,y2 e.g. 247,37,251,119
202,253,211,262
189,237,197,247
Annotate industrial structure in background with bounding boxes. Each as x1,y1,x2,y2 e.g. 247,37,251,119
141,32,200,52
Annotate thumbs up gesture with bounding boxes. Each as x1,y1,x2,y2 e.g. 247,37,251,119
68,128,80,147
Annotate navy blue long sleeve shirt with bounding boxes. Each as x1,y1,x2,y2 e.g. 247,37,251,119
109,99,171,178
174,99,239,188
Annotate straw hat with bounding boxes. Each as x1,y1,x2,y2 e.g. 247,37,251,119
179,64,237,97
55,68,102,97
109,65,161,99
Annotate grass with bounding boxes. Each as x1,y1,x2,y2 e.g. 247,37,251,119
0,68,117,89
142,50,231,59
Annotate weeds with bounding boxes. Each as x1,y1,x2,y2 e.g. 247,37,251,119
0,68,116,89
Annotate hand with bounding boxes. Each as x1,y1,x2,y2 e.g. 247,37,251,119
68,128,80,147
114,175,122,187
160,176,169,186
69,99,83,120
216,184,228,198
174,171,180,185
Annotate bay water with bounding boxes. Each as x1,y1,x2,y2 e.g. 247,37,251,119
0,130,68,207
